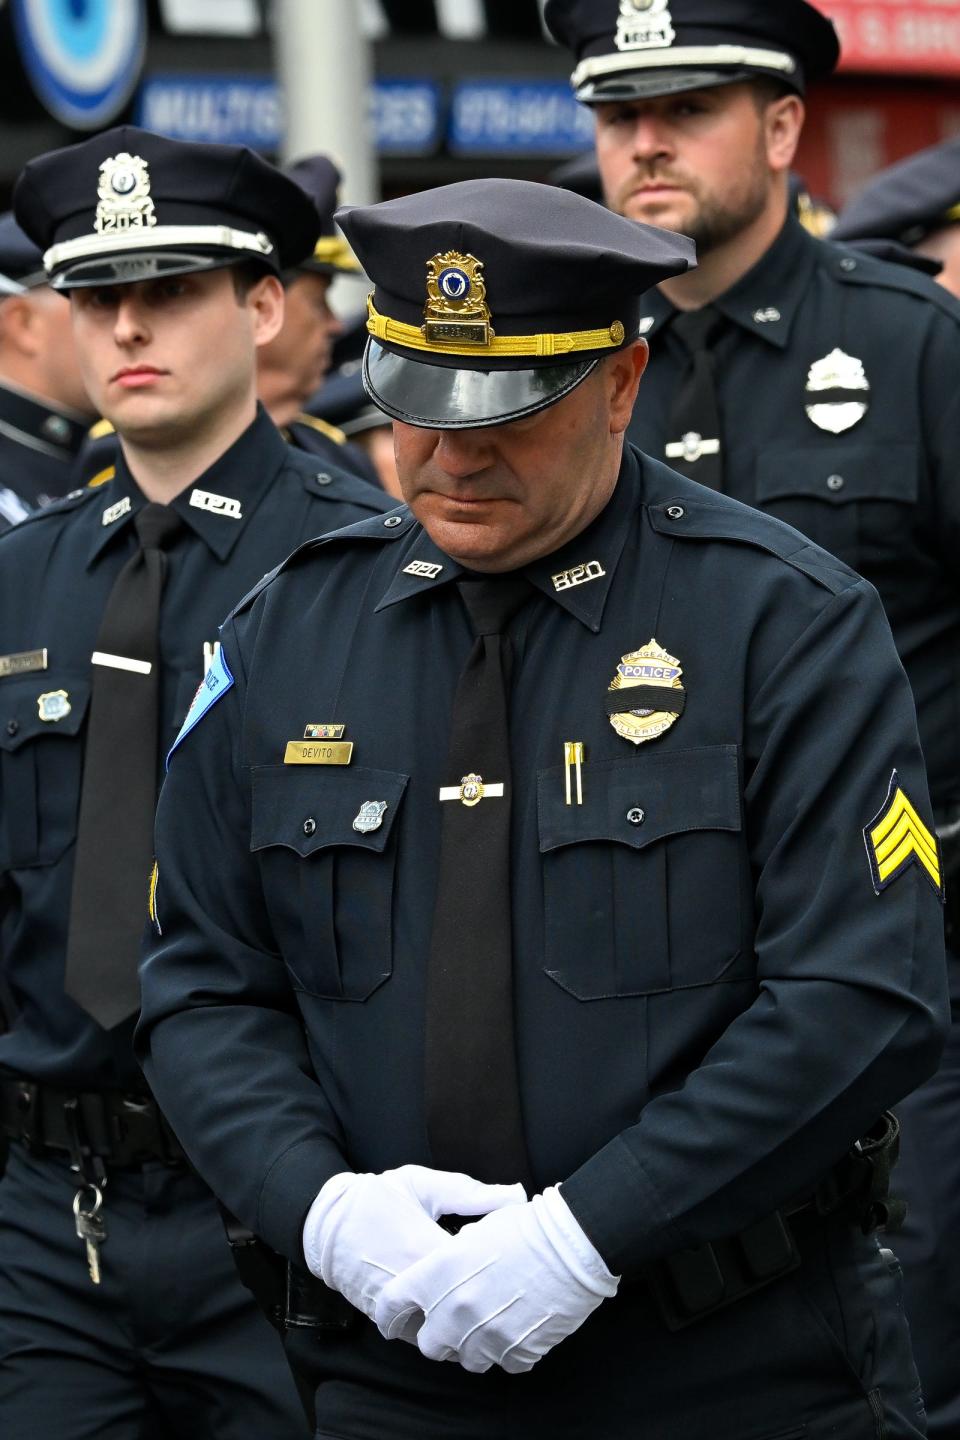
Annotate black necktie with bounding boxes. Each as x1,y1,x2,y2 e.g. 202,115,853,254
424,575,534,1188
65,503,182,1029
665,305,727,490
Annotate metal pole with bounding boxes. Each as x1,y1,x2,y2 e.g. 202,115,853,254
272,0,378,205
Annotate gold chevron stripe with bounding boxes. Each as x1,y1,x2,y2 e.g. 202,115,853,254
866,775,942,896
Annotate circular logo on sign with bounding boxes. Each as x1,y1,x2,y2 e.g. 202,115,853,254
11,0,147,130
438,267,471,302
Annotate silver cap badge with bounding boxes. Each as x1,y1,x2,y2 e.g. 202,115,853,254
95,153,158,236
616,0,675,53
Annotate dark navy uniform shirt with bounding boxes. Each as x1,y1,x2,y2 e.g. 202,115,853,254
137,447,947,1283
627,216,960,818
0,380,88,528
284,412,380,488
0,406,388,1091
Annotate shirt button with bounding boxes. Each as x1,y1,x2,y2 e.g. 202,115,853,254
827,474,845,492
626,807,645,827
384,515,403,529
6,719,18,737
840,257,857,272
303,818,317,837
665,505,685,521
315,472,332,486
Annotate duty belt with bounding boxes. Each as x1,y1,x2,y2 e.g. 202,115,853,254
642,1112,904,1330
0,1078,186,1171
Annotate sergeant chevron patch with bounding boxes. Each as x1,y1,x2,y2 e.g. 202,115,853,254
864,770,944,901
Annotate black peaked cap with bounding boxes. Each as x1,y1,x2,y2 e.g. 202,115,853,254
14,126,320,288
286,153,361,276
832,136,960,248
545,0,840,103
336,177,694,429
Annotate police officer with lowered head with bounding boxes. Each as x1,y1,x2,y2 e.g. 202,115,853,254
833,135,960,300
546,4,960,1430
136,176,947,1440
0,214,94,528
0,126,388,1438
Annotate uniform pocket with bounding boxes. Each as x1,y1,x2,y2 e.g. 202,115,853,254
537,746,744,1000
755,444,917,566
0,673,91,869
251,764,408,1000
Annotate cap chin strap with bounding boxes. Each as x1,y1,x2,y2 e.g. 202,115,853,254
43,223,274,275
366,295,628,359
572,43,797,93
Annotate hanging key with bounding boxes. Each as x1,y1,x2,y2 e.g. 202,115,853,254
73,1184,107,1285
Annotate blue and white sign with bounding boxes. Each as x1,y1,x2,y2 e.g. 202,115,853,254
137,75,283,150
12,0,146,130
372,79,441,156
450,81,593,155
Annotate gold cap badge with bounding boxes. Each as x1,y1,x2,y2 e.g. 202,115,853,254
94,153,158,236
607,638,685,745
616,0,676,53
423,251,492,346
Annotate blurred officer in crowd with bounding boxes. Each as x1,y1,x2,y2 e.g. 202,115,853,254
308,362,401,497
0,126,388,1438
137,176,947,1440
547,4,960,1431
259,153,378,486
0,214,94,528
833,135,960,299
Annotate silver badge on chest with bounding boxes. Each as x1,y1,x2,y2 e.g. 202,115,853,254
353,800,388,834
805,349,870,435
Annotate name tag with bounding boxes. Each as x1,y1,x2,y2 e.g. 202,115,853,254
284,741,354,766
0,647,48,678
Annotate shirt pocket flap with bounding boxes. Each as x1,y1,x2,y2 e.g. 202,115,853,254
251,764,408,858
755,444,918,505
538,746,741,854
0,674,91,751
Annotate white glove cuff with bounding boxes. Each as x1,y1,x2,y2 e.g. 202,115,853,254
535,1186,620,1296
302,1170,356,1279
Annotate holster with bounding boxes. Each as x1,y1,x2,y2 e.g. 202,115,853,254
220,1207,359,1430
643,1111,904,1331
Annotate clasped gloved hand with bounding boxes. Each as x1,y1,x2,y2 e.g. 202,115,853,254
374,1185,619,1374
302,1164,526,1323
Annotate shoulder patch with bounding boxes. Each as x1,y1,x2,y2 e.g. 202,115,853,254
864,769,944,901
166,646,235,769
295,413,347,444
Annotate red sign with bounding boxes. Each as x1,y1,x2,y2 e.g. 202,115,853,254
818,0,960,76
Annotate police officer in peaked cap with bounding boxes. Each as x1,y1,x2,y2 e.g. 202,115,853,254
0,125,388,1438
546,5,960,1429
251,152,380,485
833,135,960,299
136,175,947,1439
0,213,95,529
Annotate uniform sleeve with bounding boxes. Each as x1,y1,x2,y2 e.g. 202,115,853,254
135,618,350,1263
923,310,960,578
561,578,949,1276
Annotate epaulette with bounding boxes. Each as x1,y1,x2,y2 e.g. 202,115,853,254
827,241,960,322
294,412,347,444
87,417,116,440
0,484,98,542
228,506,414,620
643,462,858,598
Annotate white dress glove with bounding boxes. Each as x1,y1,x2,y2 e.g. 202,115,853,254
373,1184,619,1374
302,1164,526,1323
